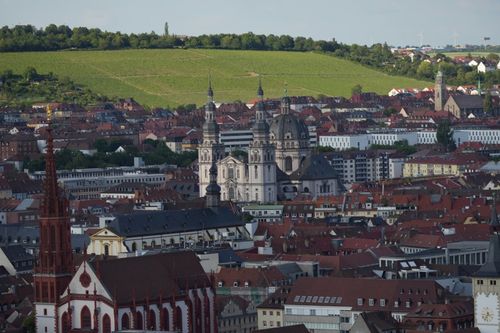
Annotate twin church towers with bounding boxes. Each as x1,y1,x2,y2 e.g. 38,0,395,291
198,80,312,203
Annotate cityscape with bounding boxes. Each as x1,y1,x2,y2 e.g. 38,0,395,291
0,1,500,333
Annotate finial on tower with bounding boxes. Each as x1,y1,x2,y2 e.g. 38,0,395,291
208,71,213,99
257,75,264,99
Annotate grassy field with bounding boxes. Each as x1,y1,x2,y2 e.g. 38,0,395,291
0,49,428,107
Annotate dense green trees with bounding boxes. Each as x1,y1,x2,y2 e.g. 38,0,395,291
436,120,456,152
0,69,110,107
24,140,198,172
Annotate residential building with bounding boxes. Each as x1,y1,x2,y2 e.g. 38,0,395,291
217,295,257,333
282,277,446,333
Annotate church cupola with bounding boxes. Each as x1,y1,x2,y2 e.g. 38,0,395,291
205,163,221,209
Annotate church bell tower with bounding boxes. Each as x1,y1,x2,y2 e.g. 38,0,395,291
198,79,225,198
34,107,74,333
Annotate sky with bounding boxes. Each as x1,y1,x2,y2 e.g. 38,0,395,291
1,0,499,47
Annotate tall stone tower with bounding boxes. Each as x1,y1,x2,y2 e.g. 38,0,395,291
248,80,277,203
472,234,500,332
205,162,221,209
34,110,74,333
434,70,446,111
198,81,225,197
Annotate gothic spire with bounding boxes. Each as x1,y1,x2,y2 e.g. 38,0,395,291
42,106,66,218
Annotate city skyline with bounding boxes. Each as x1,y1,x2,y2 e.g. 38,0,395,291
1,0,499,47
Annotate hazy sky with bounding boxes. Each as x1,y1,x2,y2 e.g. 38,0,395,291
1,0,499,47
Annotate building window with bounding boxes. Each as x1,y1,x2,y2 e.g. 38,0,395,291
380,299,386,307
357,298,363,306
263,311,267,315
369,298,374,306
263,321,267,327
285,156,293,171
310,309,316,316
491,280,497,285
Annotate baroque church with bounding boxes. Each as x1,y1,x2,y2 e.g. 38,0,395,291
198,81,341,203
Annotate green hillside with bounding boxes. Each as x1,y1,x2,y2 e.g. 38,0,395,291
0,49,429,107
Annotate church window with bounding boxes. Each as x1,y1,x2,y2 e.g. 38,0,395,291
102,314,111,333
104,244,109,256
61,312,69,333
285,157,293,171
254,165,258,179
229,188,235,200
136,311,143,329
255,191,259,201
162,308,170,330
81,306,91,329
149,310,157,330
228,167,234,179
267,165,271,181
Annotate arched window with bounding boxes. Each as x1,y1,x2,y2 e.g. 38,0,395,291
285,156,293,171
162,308,170,330
61,312,69,333
175,306,182,330
131,242,137,252
104,244,109,256
228,187,235,200
136,311,143,329
254,165,258,179
149,310,157,330
121,313,130,330
303,187,309,193
102,314,111,333
80,306,91,329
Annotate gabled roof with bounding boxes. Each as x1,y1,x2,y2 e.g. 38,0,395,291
88,251,210,305
289,155,338,181
449,95,483,109
109,206,244,237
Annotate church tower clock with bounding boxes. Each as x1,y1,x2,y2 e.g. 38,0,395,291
473,234,500,333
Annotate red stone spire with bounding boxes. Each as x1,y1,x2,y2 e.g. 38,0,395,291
34,107,74,305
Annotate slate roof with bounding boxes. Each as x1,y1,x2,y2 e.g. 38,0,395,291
450,95,483,109
88,251,210,305
475,234,500,278
289,155,338,181
0,245,33,264
109,206,244,238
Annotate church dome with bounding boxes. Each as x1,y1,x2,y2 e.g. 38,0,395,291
269,113,310,142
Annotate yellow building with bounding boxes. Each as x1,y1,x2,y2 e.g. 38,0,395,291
256,291,286,330
403,154,486,178
86,228,128,256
